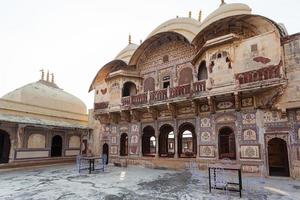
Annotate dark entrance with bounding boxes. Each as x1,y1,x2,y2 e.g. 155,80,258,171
120,133,128,156
268,138,290,177
218,127,236,160
159,124,175,157
0,130,10,164
142,126,156,156
102,143,109,164
51,135,63,157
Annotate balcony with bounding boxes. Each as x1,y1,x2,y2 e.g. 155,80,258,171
121,81,206,108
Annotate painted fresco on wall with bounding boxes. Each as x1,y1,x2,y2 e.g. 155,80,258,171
201,118,211,127
296,110,300,121
242,97,254,107
264,111,288,123
200,132,211,142
130,146,138,155
111,136,117,144
130,135,139,144
200,104,209,113
216,101,234,110
243,129,257,141
242,165,260,173
240,145,260,159
111,146,118,155
199,145,215,158
242,113,256,125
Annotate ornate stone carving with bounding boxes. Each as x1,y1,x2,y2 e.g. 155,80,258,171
242,97,254,107
111,136,117,144
216,101,234,110
200,104,209,113
200,118,211,127
199,145,215,157
111,146,118,155
242,113,256,125
240,145,260,159
215,114,236,123
242,165,260,173
243,129,257,141
264,111,288,123
201,132,211,142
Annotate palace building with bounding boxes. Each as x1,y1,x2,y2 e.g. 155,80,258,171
0,71,89,165
89,2,300,178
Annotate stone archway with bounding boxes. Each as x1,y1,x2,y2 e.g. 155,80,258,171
159,124,174,157
218,126,236,160
51,135,63,157
120,133,128,156
178,123,196,158
0,129,11,164
102,143,109,164
268,138,290,177
142,126,156,157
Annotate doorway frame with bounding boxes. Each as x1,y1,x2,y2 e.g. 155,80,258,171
265,132,291,177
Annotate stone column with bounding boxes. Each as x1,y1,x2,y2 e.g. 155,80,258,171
17,125,26,148
139,122,143,157
155,120,159,158
174,119,178,159
196,116,201,158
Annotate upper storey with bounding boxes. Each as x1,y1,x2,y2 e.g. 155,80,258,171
90,2,295,115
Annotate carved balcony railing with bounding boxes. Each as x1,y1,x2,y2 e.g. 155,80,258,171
132,93,148,105
150,89,168,102
121,96,131,106
170,84,191,98
193,80,206,93
236,64,281,85
94,102,109,110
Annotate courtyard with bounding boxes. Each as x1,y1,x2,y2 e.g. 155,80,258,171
0,164,299,200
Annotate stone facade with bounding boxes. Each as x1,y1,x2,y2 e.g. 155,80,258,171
89,3,300,179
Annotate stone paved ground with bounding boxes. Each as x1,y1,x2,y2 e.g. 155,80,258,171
0,164,299,200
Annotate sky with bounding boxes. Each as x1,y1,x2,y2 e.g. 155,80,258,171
1,0,300,110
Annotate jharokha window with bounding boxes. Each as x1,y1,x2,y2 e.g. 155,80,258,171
162,75,171,89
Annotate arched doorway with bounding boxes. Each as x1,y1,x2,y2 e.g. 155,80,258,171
268,138,290,177
51,135,63,157
102,143,109,164
198,60,208,80
159,124,174,157
120,133,128,156
218,127,236,160
178,123,196,158
122,82,137,97
0,129,11,164
142,126,156,157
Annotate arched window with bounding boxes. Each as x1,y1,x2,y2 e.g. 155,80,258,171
218,127,236,160
178,67,193,85
159,125,174,157
198,61,208,80
122,82,137,97
120,133,128,156
178,123,196,158
144,77,155,92
142,126,156,156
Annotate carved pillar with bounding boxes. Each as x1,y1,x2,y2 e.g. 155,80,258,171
17,125,26,148
196,116,201,158
234,92,241,111
155,120,159,158
174,119,178,159
208,96,215,113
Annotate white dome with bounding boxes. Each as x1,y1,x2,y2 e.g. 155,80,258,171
115,43,139,64
147,17,201,43
2,80,87,115
200,3,252,31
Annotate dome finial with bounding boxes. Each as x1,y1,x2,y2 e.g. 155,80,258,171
40,69,45,80
128,34,132,44
188,11,192,18
220,0,226,6
46,70,50,82
198,10,202,22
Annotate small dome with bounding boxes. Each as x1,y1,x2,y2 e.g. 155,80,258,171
201,3,252,31
2,80,87,114
115,43,139,64
147,17,201,42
